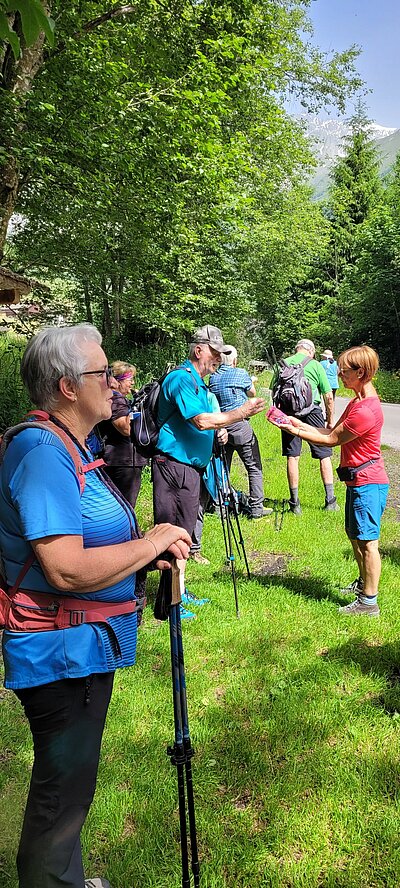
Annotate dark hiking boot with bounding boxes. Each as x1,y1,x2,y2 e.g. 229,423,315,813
289,499,302,515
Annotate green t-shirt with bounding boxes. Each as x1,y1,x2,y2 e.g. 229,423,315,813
272,353,331,405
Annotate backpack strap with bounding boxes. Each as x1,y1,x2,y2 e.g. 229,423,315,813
2,411,105,496
0,413,107,599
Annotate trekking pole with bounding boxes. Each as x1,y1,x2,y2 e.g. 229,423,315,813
166,560,200,888
219,445,251,579
216,477,240,618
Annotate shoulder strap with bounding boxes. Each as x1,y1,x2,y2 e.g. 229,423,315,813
1,411,104,496
300,356,313,368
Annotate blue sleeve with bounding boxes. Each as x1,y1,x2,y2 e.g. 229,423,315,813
166,373,205,420
9,438,83,541
239,369,253,391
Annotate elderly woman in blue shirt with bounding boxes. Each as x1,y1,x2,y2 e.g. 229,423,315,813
0,323,191,888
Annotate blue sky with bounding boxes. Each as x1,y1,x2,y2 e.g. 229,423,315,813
290,0,400,126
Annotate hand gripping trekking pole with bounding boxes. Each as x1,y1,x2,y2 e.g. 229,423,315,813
167,560,200,888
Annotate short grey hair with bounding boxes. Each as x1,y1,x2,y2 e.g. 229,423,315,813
296,338,315,357
222,346,237,367
21,323,102,411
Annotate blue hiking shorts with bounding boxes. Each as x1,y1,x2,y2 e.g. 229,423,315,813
345,483,389,541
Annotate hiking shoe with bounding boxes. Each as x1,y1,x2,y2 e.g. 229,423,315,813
341,576,364,596
339,598,380,617
323,497,339,512
189,551,210,565
250,507,273,519
289,499,302,515
85,880,112,888
181,589,210,607
179,604,196,620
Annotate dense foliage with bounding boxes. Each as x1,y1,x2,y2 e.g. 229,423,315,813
1,1,362,358
269,108,400,370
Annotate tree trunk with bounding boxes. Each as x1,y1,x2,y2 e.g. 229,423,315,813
0,158,19,261
101,278,113,338
83,280,93,323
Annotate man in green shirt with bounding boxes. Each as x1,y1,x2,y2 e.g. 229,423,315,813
273,338,338,514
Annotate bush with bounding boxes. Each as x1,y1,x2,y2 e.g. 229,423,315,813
373,369,400,403
0,333,32,432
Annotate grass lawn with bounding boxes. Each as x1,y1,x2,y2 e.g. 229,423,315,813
1,401,400,888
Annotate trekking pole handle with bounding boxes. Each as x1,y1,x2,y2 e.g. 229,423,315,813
171,558,186,605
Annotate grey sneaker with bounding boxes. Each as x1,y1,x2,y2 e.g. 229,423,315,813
85,880,111,888
189,551,210,565
289,499,302,515
251,507,273,519
341,576,364,596
323,498,339,512
339,598,380,617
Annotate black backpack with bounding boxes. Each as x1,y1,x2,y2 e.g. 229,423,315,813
130,367,198,457
272,356,314,417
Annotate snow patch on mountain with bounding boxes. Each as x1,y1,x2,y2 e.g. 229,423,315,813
300,115,397,163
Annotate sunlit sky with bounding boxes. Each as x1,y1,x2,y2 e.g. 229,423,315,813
287,0,400,127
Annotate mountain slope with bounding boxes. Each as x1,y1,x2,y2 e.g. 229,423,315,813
301,117,400,199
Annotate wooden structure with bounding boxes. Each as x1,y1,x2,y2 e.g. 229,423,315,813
249,359,271,373
0,266,43,305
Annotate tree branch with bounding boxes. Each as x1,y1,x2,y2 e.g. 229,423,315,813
50,4,137,57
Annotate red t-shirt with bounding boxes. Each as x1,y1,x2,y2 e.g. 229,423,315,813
340,396,389,486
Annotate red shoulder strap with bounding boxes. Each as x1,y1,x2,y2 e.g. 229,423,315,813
9,552,36,595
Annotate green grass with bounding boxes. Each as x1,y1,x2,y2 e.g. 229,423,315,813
1,409,400,888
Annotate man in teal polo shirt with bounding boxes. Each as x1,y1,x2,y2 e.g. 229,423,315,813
153,325,265,613
272,338,338,515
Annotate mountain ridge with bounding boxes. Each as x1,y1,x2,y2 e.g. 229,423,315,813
300,116,400,199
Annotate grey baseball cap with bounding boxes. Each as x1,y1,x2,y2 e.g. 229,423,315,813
191,324,232,355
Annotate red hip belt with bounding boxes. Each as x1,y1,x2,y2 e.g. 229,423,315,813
0,587,139,633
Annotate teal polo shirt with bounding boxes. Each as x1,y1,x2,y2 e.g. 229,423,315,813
157,361,214,468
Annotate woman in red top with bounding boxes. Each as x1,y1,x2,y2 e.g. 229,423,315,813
277,346,389,617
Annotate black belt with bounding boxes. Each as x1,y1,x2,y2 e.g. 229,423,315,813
154,452,205,474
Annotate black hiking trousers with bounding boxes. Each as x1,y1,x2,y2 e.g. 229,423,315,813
15,672,114,888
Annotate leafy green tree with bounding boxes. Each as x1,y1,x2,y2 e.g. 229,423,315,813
3,1,363,349
338,156,400,366
277,105,384,358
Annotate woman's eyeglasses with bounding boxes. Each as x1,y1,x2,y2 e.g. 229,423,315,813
80,367,113,384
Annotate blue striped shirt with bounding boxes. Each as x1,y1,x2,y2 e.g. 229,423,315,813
209,365,253,412
0,428,138,689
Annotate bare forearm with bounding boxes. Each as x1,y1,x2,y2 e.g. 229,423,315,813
192,397,264,430
33,537,162,593
32,524,192,593
294,424,336,446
